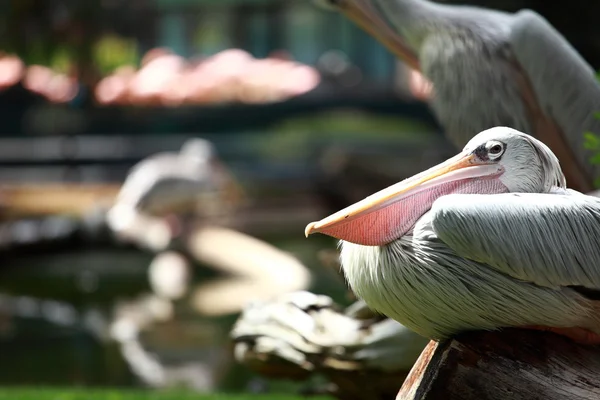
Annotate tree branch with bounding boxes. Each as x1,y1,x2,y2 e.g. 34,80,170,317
397,328,600,400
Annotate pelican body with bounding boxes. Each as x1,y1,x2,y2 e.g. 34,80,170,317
106,138,244,248
306,127,600,344
317,0,600,193
108,138,242,220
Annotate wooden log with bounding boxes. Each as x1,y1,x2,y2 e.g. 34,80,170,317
0,182,326,235
397,328,600,400
0,183,120,217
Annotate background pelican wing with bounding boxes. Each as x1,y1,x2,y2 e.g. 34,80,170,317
509,10,600,181
429,192,600,290
116,153,216,213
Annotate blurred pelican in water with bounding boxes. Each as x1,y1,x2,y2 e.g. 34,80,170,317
107,138,242,249
107,138,310,317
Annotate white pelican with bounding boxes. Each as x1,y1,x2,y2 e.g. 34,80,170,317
306,126,600,345
106,138,243,249
315,0,600,193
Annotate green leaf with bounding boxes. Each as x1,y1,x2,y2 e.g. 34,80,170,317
583,131,600,149
590,153,600,164
594,111,600,120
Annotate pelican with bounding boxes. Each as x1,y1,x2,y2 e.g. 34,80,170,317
315,0,600,193
107,139,311,315
109,138,241,218
306,126,600,345
106,138,244,249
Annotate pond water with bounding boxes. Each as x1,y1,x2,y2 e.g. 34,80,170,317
0,231,346,393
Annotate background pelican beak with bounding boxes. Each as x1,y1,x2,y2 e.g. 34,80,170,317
305,152,501,246
330,0,420,70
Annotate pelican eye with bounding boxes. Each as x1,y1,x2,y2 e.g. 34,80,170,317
486,141,505,158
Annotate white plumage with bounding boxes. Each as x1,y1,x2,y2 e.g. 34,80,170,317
307,127,600,343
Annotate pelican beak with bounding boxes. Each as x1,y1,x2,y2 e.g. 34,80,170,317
305,152,503,246
331,0,420,70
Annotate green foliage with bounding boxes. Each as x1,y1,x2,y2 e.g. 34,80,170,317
583,130,600,188
0,1,139,78
93,35,139,75
49,47,76,75
584,74,600,188
259,111,435,161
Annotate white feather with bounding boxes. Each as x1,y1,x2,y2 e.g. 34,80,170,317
337,127,600,339
509,9,600,183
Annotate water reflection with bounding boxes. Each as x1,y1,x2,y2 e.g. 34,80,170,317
0,136,343,392
0,232,337,391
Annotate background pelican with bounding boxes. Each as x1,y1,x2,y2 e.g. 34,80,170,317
105,138,311,317
108,138,242,220
106,138,244,249
306,126,600,344
315,0,600,193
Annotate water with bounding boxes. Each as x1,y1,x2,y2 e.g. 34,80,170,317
0,233,345,392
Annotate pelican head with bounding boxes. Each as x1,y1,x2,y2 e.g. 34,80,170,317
180,138,217,163
305,127,566,246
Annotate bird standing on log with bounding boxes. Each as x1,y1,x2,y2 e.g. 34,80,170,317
316,0,600,193
306,126,600,344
